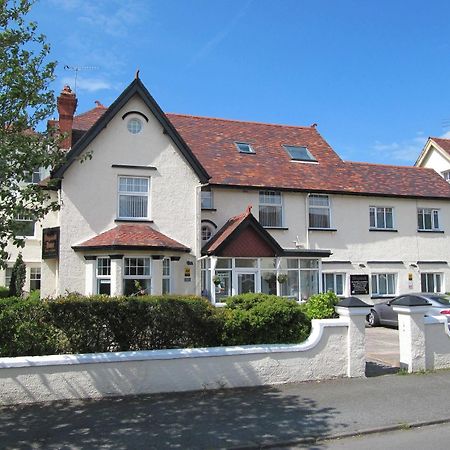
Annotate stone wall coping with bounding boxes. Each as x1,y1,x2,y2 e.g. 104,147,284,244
392,305,431,315
0,317,349,369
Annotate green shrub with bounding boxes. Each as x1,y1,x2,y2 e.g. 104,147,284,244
0,286,9,298
9,253,26,297
301,291,339,320
0,298,70,357
222,293,310,345
27,290,40,301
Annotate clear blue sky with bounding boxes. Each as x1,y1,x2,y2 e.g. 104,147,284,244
31,0,450,165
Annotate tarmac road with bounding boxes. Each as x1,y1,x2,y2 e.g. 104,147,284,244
1,369,450,449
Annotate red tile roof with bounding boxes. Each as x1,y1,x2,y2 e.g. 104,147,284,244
72,224,190,252
168,114,450,199
431,137,450,156
73,103,108,131
63,105,450,199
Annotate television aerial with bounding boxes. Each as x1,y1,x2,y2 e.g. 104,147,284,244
63,65,98,93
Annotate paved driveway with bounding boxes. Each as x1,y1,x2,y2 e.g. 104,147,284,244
366,326,399,368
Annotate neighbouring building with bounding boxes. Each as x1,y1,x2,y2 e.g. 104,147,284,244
3,78,450,304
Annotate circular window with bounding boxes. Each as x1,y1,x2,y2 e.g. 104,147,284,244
127,118,142,134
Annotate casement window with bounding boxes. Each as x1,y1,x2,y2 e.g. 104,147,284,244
417,208,440,231
259,191,283,227
371,273,396,296
123,257,151,295
369,207,394,229
29,267,41,291
162,258,171,294
322,273,345,296
118,176,149,219
421,273,443,293
14,213,36,237
96,257,111,295
283,145,316,162
235,142,254,153
308,194,331,229
201,190,213,209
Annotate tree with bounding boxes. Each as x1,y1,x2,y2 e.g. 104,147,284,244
9,252,26,296
0,0,62,267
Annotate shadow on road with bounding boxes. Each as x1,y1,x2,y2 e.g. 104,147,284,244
0,385,346,449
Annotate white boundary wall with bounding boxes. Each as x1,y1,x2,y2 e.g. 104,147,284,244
0,308,369,406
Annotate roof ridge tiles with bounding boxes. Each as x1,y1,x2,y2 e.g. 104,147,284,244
166,113,315,130
345,160,432,170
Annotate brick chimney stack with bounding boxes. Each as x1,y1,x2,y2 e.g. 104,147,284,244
57,85,77,149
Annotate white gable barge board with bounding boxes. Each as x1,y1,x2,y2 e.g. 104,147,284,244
0,317,369,406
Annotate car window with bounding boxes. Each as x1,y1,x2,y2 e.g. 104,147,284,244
426,295,450,305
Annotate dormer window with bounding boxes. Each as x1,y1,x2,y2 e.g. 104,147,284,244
235,142,254,154
284,145,316,162
442,170,450,182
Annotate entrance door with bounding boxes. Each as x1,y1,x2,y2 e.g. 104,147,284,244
237,272,256,294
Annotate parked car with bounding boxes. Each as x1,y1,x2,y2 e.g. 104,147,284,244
367,293,450,327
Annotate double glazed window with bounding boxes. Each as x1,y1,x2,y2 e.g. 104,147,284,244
123,257,151,295
322,273,345,296
370,207,394,229
97,257,111,295
417,208,440,231
14,213,36,237
308,194,331,229
259,191,283,227
371,273,396,296
29,267,41,291
280,259,320,301
201,190,213,209
421,273,442,293
118,177,149,219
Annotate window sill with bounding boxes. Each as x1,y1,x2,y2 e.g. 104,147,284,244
417,229,444,233
263,226,289,230
371,295,396,300
201,208,217,212
369,228,398,232
308,228,337,232
115,219,153,223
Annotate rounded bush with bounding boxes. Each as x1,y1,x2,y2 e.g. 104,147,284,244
300,291,339,320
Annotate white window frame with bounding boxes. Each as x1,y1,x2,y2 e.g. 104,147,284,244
259,190,283,228
123,256,152,295
14,213,36,237
308,194,332,229
234,142,254,153
118,176,150,220
201,190,213,209
96,257,111,295
369,206,394,230
371,273,396,297
442,170,450,182
417,208,440,231
29,267,41,291
201,223,215,243
322,272,345,296
283,145,317,162
162,258,171,294
4,267,12,288
421,272,443,293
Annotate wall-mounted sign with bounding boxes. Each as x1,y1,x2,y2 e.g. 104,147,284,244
350,274,369,295
184,267,191,278
42,227,60,259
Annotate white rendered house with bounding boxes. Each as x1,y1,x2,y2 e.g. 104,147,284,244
7,77,450,304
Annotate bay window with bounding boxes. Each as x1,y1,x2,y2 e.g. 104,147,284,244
96,257,111,295
123,257,151,295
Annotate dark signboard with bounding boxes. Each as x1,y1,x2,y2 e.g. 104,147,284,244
42,227,60,259
350,274,369,295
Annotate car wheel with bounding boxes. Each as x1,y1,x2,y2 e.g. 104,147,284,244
367,310,380,327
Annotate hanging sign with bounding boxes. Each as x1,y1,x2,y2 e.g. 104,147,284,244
42,227,60,259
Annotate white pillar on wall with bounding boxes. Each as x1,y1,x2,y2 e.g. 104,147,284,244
110,255,124,296
84,256,96,296
393,304,429,373
152,256,163,295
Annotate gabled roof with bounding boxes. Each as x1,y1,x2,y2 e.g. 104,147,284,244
167,114,450,199
430,137,450,157
52,78,210,183
415,137,450,168
72,224,190,252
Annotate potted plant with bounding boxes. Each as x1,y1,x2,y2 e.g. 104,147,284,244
277,273,288,284
213,275,222,286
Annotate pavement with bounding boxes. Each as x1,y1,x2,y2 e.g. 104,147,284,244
365,326,400,368
2,368,450,449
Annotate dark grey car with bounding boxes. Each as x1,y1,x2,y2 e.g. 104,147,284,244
367,293,450,327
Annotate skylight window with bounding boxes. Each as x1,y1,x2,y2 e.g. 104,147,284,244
235,142,254,154
283,145,316,162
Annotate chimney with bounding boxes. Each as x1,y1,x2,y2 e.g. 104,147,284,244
57,85,77,149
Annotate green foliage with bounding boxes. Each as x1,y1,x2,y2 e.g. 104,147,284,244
27,289,40,300
0,0,62,267
8,253,26,297
0,286,9,298
300,291,339,320
221,293,311,345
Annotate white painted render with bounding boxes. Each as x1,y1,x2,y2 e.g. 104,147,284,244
52,95,201,295
0,309,369,405
416,141,450,175
204,188,450,302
